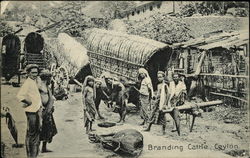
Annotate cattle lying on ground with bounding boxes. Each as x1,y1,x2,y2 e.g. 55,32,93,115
89,129,143,156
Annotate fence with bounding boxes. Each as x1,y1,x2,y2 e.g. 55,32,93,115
198,73,248,108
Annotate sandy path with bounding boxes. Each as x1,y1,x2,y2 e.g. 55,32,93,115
38,93,233,158
2,82,246,158
38,96,101,158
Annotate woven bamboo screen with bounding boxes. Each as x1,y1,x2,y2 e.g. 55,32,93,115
85,28,169,81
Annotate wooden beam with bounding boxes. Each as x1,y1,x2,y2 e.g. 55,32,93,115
199,73,248,78
162,100,223,113
73,79,83,88
204,85,247,94
210,92,248,103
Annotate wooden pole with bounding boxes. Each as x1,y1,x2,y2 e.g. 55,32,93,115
210,92,247,103
162,100,223,113
73,79,83,88
190,115,196,132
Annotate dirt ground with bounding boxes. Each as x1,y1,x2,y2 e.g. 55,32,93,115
1,78,249,158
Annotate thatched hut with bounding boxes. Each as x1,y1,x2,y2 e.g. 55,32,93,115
173,30,249,107
85,28,172,89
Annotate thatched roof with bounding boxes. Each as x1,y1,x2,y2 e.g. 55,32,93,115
44,33,89,77
57,33,89,69
182,16,248,39
173,30,249,50
86,28,169,66
85,28,171,87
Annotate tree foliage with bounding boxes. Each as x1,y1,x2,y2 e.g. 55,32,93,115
0,22,14,37
180,3,198,17
180,1,249,17
47,1,93,37
2,2,96,37
100,1,136,20
2,1,137,37
125,13,192,44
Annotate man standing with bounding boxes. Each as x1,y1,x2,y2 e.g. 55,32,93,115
168,73,187,107
143,71,169,135
37,69,57,153
138,68,154,126
17,64,42,158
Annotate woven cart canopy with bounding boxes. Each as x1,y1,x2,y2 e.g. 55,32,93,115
85,28,170,80
86,28,169,66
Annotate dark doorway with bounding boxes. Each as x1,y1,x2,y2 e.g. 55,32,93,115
74,64,93,83
145,47,172,90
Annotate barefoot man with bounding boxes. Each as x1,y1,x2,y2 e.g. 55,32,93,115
16,64,42,158
37,69,57,153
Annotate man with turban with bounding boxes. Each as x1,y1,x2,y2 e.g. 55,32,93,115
137,68,154,126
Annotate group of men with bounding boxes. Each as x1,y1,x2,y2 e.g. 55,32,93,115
15,64,187,157
83,68,187,135
135,68,187,135
141,70,187,135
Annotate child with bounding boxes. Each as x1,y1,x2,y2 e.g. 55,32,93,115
82,76,97,134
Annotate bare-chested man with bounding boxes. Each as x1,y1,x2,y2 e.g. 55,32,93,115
37,69,57,153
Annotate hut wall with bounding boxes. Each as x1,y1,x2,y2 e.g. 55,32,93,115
173,47,235,74
164,48,189,75
174,30,249,107
190,49,200,73
173,46,248,107
198,48,248,107
172,48,200,73
236,46,248,75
